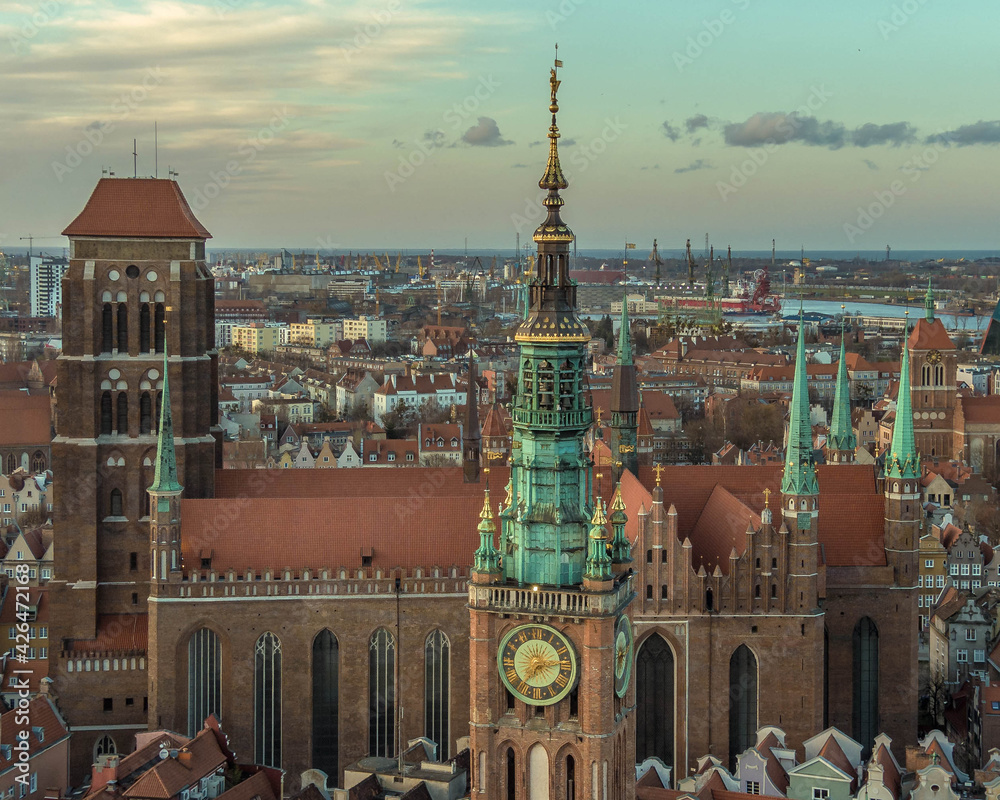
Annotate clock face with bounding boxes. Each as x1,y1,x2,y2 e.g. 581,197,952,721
926,350,942,365
614,616,633,697
498,624,578,706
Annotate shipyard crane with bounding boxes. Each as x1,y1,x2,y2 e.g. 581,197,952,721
383,253,391,273
372,254,382,272
19,235,60,261
418,255,424,279
395,253,402,273
649,239,663,287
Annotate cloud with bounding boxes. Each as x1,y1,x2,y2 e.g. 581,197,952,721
640,164,661,171
511,163,529,168
685,114,709,133
422,129,445,148
723,112,846,149
560,138,576,147
927,120,1000,146
461,116,512,147
862,159,879,170
852,122,916,147
674,159,713,174
391,139,405,149
662,121,680,141
528,140,543,147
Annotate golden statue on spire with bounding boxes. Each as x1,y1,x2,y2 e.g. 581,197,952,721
539,44,568,192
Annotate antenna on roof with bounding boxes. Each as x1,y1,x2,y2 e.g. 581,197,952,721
132,138,138,178
154,121,158,178
168,167,179,180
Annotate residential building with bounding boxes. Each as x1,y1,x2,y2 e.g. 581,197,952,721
372,372,464,425
342,316,387,345
919,533,949,629
0,695,70,800
929,586,995,687
232,324,280,355
29,255,69,318
290,321,339,348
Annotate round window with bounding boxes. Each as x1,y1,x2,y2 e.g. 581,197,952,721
146,271,158,281
125,265,140,279
108,270,120,281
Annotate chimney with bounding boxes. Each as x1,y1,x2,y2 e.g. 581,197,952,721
178,748,193,768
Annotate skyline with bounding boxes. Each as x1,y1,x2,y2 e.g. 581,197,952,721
2,0,999,251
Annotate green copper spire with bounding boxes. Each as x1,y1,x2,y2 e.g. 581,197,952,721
828,321,856,456
473,485,501,575
887,343,919,480
925,278,935,322
617,293,633,366
782,312,819,496
148,348,183,495
608,483,631,564
584,500,612,581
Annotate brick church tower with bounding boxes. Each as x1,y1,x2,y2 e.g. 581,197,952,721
468,58,637,800
908,282,958,460
48,178,220,772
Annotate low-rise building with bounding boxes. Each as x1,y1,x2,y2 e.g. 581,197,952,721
0,694,70,800
232,324,282,355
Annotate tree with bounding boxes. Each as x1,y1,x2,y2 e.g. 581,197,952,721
591,315,614,349
381,400,417,439
345,398,372,423
314,402,337,423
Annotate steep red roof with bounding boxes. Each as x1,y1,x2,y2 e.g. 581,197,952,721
960,396,1000,424
817,735,856,789
63,178,211,239
908,318,954,351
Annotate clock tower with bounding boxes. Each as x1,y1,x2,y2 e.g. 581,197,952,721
468,55,637,800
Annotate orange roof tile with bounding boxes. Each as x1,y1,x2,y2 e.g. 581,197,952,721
63,179,211,239
908,318,954,351
0,392,51,446
960,396,1000,424
0,697,68,766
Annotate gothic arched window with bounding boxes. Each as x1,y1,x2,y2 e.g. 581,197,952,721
117,303,128,353
101,392,113,436
140,304,151,352
140,392,152,435
312,630,339,778
254,632,282,768
566,754,576,800
853,617,879,753
116,393,128,435
102,304,113,353
635,634,674,769
94,735,116,759
369,628,395,757
5,454,15,475
425,630,450,757
728,644,758,768
155,304,165,353
109,489,123,518
30,451,45,473
921,364,931,386
934,365,944,386
506,747,516,800
188,628,222,737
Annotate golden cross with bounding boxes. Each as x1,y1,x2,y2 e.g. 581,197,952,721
653,463,665,486
595,406,603,425
763,487,771,508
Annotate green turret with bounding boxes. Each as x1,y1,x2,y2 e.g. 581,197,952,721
827,322,857,463
781,311,819,498
584,499,612,582
502,62,593,587
609,294,638,479
473,484,502,576
925,279,935,322
887,343,919,480
608,482,631,566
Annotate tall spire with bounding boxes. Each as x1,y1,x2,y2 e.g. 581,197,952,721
887,341,919,480
463,349,481,483
782,311,819,496
538,49,568,196
617,293,633,366
925,278,935,322
828,315,856,460
148,347,182,495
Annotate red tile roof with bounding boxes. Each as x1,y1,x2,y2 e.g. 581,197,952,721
0,697,69,769
908,318,954,351
63,179,211,239
123,726,227,800
960,396,1000,424
65,613,148,654
0,392,51,446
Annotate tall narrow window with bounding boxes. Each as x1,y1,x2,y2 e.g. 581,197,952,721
5,453,14,474
140,304,151,352
188,628,222,737
140,393,152,435
636,634,674,769
528,744,549,800
425,630,450,757
728,644,758,769
369,628,395,757
102,304,113,353
117,304,128,353
507,748,516,800
154,304,165,353
116,393,128,435
101,392,113,436
30,451,45,473
109,489,123,517
312,630,339,778
566,755,576,800
853,617,879,753
254,632,281,768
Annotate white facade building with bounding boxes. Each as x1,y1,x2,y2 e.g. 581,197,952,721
29,256,69,317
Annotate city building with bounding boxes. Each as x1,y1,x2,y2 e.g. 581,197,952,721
342,316,387,345
232,324,281,354
0,694,70,800
29,255,68,318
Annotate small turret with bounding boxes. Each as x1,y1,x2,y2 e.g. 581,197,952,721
781,310,819,509
610,293,638,479
148,347,183,590
463,350,481,483
472,482,501,582
827,316,857,463
608,481,631,567
584,499,613,586
887,343,919,481
925,278,935,323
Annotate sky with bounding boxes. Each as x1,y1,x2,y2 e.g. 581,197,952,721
2,0,999,253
